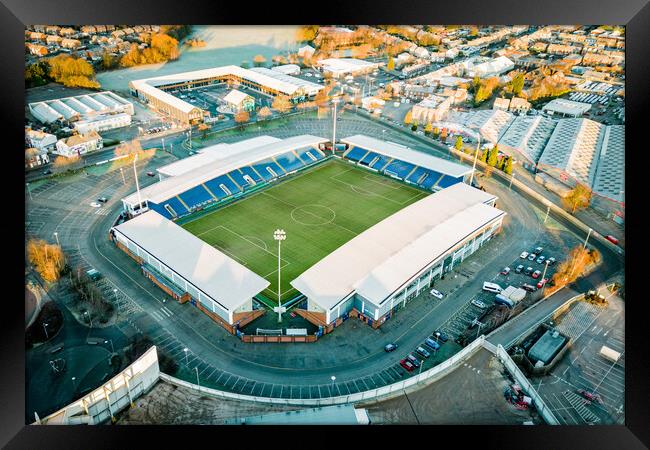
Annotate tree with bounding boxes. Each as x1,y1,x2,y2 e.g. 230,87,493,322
480,149,488,163
454,135,463,151
411,121,418,132
253,54,267,67
27,239,65,283
258,106,272,121
296,26,318,42
551,246,601,289
387,56,395,71
510,72,525,96
25,61,50,88
504,156,513,175
440,128,448,142
562,183,592,213
433,127,440,138
52,155,82,172
47,55,99,89
272,95,293,113
424,122,433,135
234,110,250,127
403,110,413,125
487,146,499,167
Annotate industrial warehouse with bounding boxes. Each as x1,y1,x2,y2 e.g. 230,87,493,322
128,65,324,124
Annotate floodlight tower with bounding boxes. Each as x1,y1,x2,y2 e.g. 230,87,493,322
331,96,341,153
274,229,287,323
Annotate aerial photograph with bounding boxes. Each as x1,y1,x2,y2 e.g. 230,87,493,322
24,24,625,426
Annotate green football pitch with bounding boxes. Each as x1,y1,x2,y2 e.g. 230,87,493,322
181,159,429,302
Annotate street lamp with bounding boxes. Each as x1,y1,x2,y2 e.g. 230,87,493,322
195,366,200,391
84,310,92,328
330,375,336,394
43,322,49,339
274,229,287,323
541,260,550,295
120,167,126,185
26,183,33,201
71,376,77,392
331,97,340,151
105,339,115,354
53,232,59,246
183,347,189,365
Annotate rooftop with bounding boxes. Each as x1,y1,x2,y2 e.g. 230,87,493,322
542,98,592,116
112,210,269,311
222,89,252,105
225,405,370,425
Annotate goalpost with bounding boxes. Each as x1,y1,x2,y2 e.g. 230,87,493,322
256,328,283,336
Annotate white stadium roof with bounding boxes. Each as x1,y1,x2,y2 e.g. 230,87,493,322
340,134,472,179
123,134,328,205
113,210,269,311
129,65,323,114
156,136,281,178
291,183,502,310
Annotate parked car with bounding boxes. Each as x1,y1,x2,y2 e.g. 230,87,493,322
424,338,440,351
429,289,444,299
605,235,619,245
97,197,108,203
146,171,155,177
400,359,416,372
515,264,525,273
547,257,556,265
471,299,487,309
535,246,544,254
524,267,534,275
527,253,537,261
384,343,398,352
536,256,545,264
500,267,511,276
433,331,448,342
520,251,529,259
532,270,542,279
89,202,101,208
536,278,548,289
406,354,421,368
416,346,430,358
521,283,537,292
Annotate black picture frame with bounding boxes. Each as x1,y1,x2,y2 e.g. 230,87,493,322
3,0,647,448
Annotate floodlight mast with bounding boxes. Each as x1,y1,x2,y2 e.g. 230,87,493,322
274,229,287,323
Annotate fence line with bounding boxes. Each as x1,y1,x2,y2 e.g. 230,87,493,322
496,344,560,425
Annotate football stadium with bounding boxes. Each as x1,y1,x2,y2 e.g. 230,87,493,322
112,134,505,336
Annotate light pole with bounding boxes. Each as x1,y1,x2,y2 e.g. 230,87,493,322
469,135,481,187
84,310,92,328
544,205,550,224
71,376,77,393
53,232,59,246
27,183,33,201
274,229,286,323
195,366,200,390
43,322,49,339
583,227,592,249
183,347,189,365
133,153,142,213
509,171,515,190
331,375,336,394
331,97,340,151
120,167,125,185
541,260,550,295
105,339,115,354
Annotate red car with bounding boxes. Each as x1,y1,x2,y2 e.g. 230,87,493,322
532,270,541,279
578,390,603,404
536,278,548,289
605,235,619,245
400,359,415,372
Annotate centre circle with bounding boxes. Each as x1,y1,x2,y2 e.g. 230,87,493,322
290,204,336,226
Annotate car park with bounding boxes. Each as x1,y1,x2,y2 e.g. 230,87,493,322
424,338,440,351
406,354,421,368
416,346,430,358
515,265,524,273
524,267,534,275
536,256,545,264
536,278,548,289
521,283,537,292
471,299,487,309
520,251,529,259
400,359,416,372
500,267,511,276
433,331,448,342
532,270,541,279
384,343,398,352
527,253,537,261
429,288,444,299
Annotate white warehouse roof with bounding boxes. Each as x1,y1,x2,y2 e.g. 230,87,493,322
341,134,472,179
113,210,269,311
223,89,252,106
156,136,281,178
317,58,379,74
29,91,133,124
497,116,558,164
123,134,328,206
291,183,501,311
542,98,592,116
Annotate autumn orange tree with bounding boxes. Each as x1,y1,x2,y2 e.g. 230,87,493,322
52,155,82,172
253,54,267,67
257,106,272,120
551,246,601,289
234,110,250,127
47,55,99,89
562,183,592,213
27,239,65,283
272,95,293,113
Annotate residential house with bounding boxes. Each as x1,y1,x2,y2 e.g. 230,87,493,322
54,131,103,157
25,128,57,151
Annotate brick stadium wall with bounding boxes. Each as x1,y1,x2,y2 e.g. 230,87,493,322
195,301,235,334
241,334,317,343
233,309,266,329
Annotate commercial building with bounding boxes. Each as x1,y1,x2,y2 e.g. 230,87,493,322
111,210,269,332
462,56,515,78
128,65,323,124
410,95,453,123
492,97,532,113
222,89,255,113
28,91,134,124
54,131,103,157
291,183,505,329
272,64,301,76
497,116,558,165
542,98,592,117
25,128,57,151
25,148,50,168
317,58,379,78
73,113,132,134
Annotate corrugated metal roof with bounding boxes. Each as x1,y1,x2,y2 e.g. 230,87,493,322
123,134,327,205
291,183,501,310
113,210,269,311
340,134,472,179
223,89,252,105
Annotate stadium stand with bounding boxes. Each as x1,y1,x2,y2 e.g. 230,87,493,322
275,152,306,172
343,147,368,162
383,160,416,179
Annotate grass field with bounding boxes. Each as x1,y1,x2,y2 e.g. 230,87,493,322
181,159,429,302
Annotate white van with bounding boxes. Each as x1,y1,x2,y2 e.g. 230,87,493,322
482,282,503,293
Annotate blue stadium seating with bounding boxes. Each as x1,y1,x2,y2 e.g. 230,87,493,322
148,202,173,219
437,175,463,189
251,159,285,181
151,196,189,218
275,152,305,172
420,172,439,190
384,159,416,179
204,175,241,200
406,166,428,184
369,154,392,170
178,185,214,208
228,170,252,189
344,147,368,162
297,148,323,165
359,151,379,166
239,166,263,183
